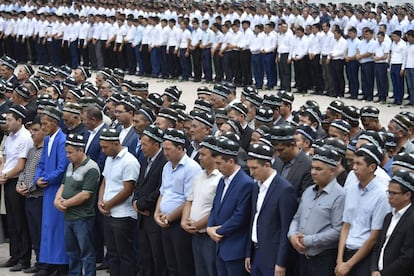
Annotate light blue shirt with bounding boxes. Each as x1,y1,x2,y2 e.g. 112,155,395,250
103,147,140,219
160,154,202,214
343,176,390,250
347,37,361,58
358,39,377,63
201,28,214,48
132,25,143,46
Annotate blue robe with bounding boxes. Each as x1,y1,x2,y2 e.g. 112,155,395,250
34,129,69,264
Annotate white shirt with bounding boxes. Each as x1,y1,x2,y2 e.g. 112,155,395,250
308,32,323,55
167,25,181,48
119,125,132,144
2,126,33,175
320,31,334,56
277,31,293,55
48,129,59,156
221,167,240,202
178,28,191,49
252,170,276,243
190,27,203,47
141,24,153,44
378,203,411,270
250,32,264,53
374,41,390,63
390,40,407,65
262,31,277,53
330,36,348,60
85,122,104,153
290,35,309,60
402,42,414,69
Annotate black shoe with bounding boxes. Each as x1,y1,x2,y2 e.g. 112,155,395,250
10,263,30,272
404,102,414,106
96,263,109,270
23,266,40,273
0,257,18,268
33,269,50,276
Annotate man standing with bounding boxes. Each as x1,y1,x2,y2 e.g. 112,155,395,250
246,143,297,276
356,27,377,101
402,30,414,106
371,170,414,276
181,136,222,276
132,125,167,276
336,143,390,276
54,134,100,276
207,137,254,276
98,128,140,276
0,105,33,271
34,106,70,275
289,146,345,275
154,128,202,276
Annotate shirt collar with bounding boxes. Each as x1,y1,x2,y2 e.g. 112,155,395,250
258,170,276,190
49,128,60,141
114,147,128,160
90,122,104,134
392,203,411,217
226,166,240,184
359,176,377,192
205,168,221,178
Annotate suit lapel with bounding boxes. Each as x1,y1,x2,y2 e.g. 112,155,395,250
387,206,414,244
258,175,278,217
219,170,242,210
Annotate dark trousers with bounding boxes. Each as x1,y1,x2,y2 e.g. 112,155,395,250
93,207,105,263
216,256,248,276
294,56,310,92
62,41,71,66
346,60,360,98
252,53,264,88
240,50,252,85
15,35,27,62
192,233,217,276
53,39,62,66
114,43,126,70
161,220,194,276
213,52,223,82
250,246,275,276
179,48,190,80
141,44,152,75
27,36,37,63
134,44,144,76
64,217,96,276
201,48,212,81
229,50,241,84
138,215,167,276
104,216,136,276
360,61,375,101
331,59,345,97
263,52,276,88
344,249,372,276
298,250,336,276
321,55,333,94
105,41,115,68
167,46,180,78
192,47,202,80
70,40,79,68
391,63,404,103
308,55,323,93
375,63,389,101
95,40,105,69
37,38,49,65
25,197,43,267
406,68,414,104
278,53,291,91
5,178,31,265
150,46,161,77
126,43,136,74
4,36,15,59
79,39,89,67
86,41,96,69
223,52,232,82
160,45,168,78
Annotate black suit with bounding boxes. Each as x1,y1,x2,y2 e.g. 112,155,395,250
371,205,414,276
273,150,313,198
240,125,253,151
133,150,168,276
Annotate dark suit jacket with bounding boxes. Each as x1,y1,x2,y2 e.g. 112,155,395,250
240,125,253,151
371,205,414,276
132,150,167,226
84,124,107,172
247,174,297,269
208,168,254,261
273,150,313,198
122,127,139,154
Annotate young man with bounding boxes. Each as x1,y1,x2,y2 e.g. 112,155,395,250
289,146,345,276
181,136,222,276
246,143,297,275
54,134,100,276
98,128,140,276
207,137,254,276
0,105,33,271
336,143,390,276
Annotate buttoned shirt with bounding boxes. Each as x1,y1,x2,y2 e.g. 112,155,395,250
250,32,264,54
160,154,202,214
277,31,293,55
378,203,411,270
119,125,132,145
2,126,33,175
252,170,276,243
167,25,180,48
157,25,170,46
78,22,89,43
358,38,377,63
374,41,390,63
212,30,223,50
200,28,214,48
346,37,361,58
402,42,414,69
178,28,191,49
330,36,348,60
343,177,390,250
102,147,140,218
17,145,43,198
308,32,323,55
390,40,407,65
132,25,143,46
290,35,309,60
188,169,222,232
320,31,334,56
262,31,277,53
288,178,345,256
190,27,203,47
239,28,254,50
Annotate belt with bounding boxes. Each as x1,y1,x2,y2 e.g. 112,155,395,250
251,51,260,54
304,248,337,260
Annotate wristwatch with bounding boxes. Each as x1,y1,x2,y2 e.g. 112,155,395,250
164,217,169,225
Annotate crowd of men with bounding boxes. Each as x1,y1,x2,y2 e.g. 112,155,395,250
0,46,414,276
0,0,414,105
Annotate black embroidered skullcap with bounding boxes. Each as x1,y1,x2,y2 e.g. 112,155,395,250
62,102,82,115
392,114,411,132
146,93,163,110
200,135,217,152
8,105,27,120
280,91,294,105
68,88,84,100
142,125,164,143
245,93,262,108
42,106,63,121
330,119,351,134
229,102,248,116
163,86,182,102
212,136,239,156
211,84,230,99
342,105,360,123
15,85,30,100
158,108,178,123
226,119,243,137
137,106,156,123
358,130,385,148
23,64,35,76
242,85,258,97
296,124,318,143
113,68,125,80
169,102,186,111
100,128,120,141
163,128,186,145
194,99,212,112
109,93,125,104
57,65,72,78
193,112,215,128
357,143,383,165
262,94,281,109
63,77,78,88
83,84,98,97
327,100,344,114
313,146,341,167
248,143,273,161
133,81,149,92
106,77,119,88
215,108,228,120
0,55,17,70
66,133,85,148
270,124,296,143
324,137,347,157
393,153,414,171
391,170,414,192
197,86,211,96
255,125,270,137
78,66,91,78
221,131,241,144
379,132,397,149
255,106,274,123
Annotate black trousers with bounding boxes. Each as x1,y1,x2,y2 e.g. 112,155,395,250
104,216,136,276
344,249,372,276
15,35,27,62
25,197,43,266
192,47,202,81
161,220,195,276
5,178,31,265
230,50,241,84
62,40,71,66
4,36,15,59
87,41,97,69
27,36,37,63
278,53,291,91
309,54,324,93
213,52,223,82
141,44,152,75
78,39,89,66
114,43,126,70
167,46,180,78
138,215,167,276
331,59,345,97
240,49,252,85
294,55,310,92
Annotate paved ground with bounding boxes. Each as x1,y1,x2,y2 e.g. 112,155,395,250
0,75,412,275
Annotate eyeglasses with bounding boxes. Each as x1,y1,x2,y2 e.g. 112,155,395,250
114,110,126,114
386,190,404,196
